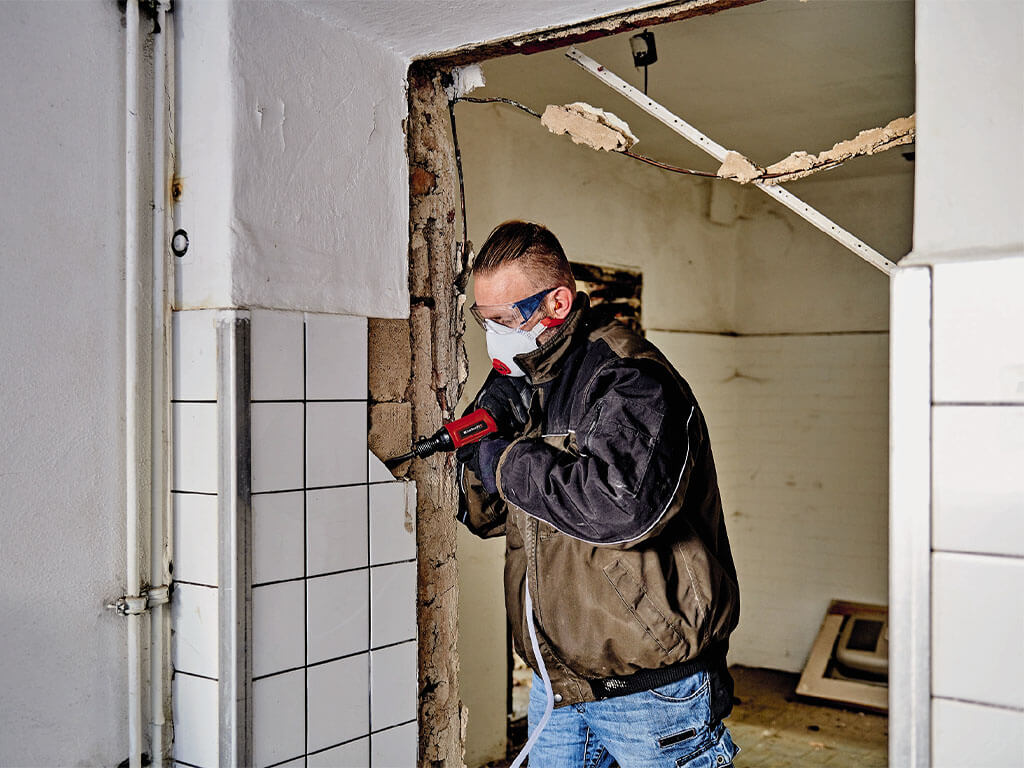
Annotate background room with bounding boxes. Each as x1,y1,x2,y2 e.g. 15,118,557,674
450,1,911,763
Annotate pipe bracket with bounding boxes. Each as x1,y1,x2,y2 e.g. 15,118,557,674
107,584,171,616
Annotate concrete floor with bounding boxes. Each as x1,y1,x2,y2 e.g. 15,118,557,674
728,666,888,767
486,665,888,767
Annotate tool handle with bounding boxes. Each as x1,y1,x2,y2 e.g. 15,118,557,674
443,408,498,448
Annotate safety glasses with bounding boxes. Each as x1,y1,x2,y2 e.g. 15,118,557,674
469,287,556,331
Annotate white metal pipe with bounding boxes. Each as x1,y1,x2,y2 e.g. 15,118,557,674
124,1,143,766
565,47,897,275
150,2,169,766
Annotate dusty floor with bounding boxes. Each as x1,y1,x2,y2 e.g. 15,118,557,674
483,665,887,767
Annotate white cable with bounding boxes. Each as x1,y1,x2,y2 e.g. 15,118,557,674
510,571,554,768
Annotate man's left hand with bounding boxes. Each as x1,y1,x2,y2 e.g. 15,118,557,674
456,436,510,494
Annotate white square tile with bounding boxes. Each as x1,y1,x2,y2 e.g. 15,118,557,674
250,309,304,401
932,552,1024,709
173,493,218,586
305,313,368,400
933,257,1024,404
172,403,218,494
933,406,1024,557
253,491,305,584
172,309,218,401
932,698,1024,768
251,402,304,493
252,581,305,677
307,570,369,663
370,563,416,648
171,584,219,679
307,486,368,576
253,669,305,768
172,673,218,768
308,654,370,752
371,641,417,731
372,721,418,768
369,449,396,484
308,737,370,767
306,402,367,488
370,482,416,566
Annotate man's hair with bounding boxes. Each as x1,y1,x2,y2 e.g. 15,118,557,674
473,220,575,291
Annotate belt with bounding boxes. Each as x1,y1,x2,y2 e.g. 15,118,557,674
588,645,726,701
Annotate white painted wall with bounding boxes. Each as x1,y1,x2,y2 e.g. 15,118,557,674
0,2,130,764
175,0,410,317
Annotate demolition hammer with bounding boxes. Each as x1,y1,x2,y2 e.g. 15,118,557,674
384,408,498,469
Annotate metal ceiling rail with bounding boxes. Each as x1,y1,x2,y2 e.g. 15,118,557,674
565,46,897,275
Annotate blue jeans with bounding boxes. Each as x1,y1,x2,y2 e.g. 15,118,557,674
526,670,739,767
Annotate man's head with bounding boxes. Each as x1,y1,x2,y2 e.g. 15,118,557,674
471,221,576,333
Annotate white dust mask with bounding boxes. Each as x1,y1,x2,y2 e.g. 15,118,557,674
484,319,546,377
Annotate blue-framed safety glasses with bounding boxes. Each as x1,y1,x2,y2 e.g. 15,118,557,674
469,287,556,331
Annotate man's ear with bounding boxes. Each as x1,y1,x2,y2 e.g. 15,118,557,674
549,285,575,320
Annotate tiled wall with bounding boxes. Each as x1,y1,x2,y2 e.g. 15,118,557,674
171,309,418,768
927,257,1024,766
650,330,890,672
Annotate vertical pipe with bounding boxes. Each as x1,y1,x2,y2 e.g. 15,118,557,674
124,1,142,767
150,2,169,766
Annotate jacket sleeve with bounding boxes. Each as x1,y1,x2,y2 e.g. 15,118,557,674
494,359,700,547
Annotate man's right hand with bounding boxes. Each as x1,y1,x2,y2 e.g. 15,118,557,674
476,376,532,437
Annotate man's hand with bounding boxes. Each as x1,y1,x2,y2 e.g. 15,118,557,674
476,376,532,438
456,437,510,495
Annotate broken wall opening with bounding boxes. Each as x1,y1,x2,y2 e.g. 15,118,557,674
375,1,912,765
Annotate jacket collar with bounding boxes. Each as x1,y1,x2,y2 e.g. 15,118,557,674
515,292,591,385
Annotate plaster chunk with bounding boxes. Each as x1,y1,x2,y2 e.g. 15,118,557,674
763,114,916,184
717,150,764,184
541,102,638,152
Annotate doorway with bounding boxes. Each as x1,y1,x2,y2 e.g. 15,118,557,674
411,1,911,764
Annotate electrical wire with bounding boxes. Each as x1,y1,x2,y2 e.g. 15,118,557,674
457,96,542,118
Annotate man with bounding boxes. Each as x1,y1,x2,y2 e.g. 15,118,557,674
457,220,741,768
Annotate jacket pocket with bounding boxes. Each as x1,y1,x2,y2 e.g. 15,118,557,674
603,559,682,654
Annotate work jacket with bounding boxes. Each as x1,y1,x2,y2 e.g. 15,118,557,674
458,294,740,708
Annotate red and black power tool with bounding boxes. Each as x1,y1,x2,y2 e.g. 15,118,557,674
384,408,497,469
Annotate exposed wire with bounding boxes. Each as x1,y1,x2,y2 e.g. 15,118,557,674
456,96,722,179
448,98,469,252
619,149,719,178
457,96,542,119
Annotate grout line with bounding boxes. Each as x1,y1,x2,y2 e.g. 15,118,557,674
175,579,218,589
370,717,417,736
171,489,218,497
305,732,372,758
171,399,218,404
367,470,373,767
932,694,1024,714
172,760,206,768
250,556,415,589
932,549,1024,561
263,754,307,768
932,401,1024,407
303,318,310,763
174,669,219,682
252,481,371,496
252,397,368,404
254,649,374,682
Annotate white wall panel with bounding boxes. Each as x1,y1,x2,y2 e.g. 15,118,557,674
932,698,1024,768
932,257,1024,404
932,552,1024,710
933,405,1024,557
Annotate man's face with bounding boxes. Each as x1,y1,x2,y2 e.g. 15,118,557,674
472,264,548,332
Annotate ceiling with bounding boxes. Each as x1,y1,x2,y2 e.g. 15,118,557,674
457,0,915,181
